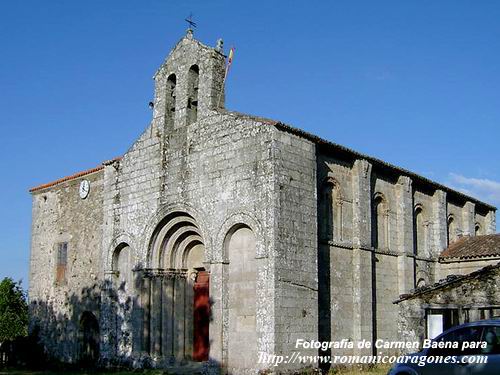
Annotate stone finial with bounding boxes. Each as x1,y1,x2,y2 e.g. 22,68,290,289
215,38,224,53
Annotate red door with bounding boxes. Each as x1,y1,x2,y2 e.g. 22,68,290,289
193,271,210,361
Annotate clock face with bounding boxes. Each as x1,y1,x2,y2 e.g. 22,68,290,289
79,180,90,199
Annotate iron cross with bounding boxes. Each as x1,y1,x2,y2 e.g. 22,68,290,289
185,13,197,30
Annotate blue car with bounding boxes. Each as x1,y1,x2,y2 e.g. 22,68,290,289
388,319,500,375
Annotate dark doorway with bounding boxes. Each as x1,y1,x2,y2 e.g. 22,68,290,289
79,311,100,365
193,271,210,361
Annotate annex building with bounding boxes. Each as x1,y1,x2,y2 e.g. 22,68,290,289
28,30,497,374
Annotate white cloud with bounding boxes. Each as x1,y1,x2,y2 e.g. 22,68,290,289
448,173,500,206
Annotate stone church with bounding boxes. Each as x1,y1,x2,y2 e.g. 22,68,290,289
28,30,497,373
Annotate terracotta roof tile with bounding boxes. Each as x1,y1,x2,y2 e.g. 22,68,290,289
440,234,500,260
29,156,122,193
396,261,500,303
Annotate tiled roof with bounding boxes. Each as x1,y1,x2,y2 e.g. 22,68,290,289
396,262,500,303
29,157,122,193
440,234,500,260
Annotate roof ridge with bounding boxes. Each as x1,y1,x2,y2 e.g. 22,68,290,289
440,233,500,260
29,156,122,193
396,261,500,303
221,110,496,210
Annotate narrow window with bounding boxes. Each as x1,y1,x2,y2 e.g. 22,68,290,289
414,206,426,256
56,242,68,284
187,65,199,124
166,74,176,117
320,180,342,242
447,215,455,246
372,194,388,249
320,183,333,241
475,223,482,236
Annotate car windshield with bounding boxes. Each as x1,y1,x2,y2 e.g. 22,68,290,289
428,326,483,356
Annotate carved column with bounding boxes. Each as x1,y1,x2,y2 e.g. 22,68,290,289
131,269,143,357
173,270,187,361
351,159,373,354
141,272,152,354
184,271,196,360
162,270,175,363
149,270,163,360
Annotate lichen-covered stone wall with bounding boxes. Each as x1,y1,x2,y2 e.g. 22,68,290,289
28,31,497,373
29,170,104,363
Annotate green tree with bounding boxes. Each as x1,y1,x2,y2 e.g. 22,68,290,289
0,278,28,342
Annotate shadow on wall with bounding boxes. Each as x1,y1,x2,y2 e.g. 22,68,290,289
28,279,116,369
27,265,223,373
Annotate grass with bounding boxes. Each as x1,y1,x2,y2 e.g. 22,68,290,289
0,371,138,375
330,364,391,374
0,364,392,375
0,371,392,375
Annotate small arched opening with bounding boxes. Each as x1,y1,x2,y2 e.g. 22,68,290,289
320,178,342,242
413,205,426,257
447,215,456,246
187,65,199,124
372,193,388,249
78,311,100,365
413,204,428,288
475,222,482,236
166,74,177,120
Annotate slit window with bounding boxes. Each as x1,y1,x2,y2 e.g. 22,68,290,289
414,206,426,256
320,180,342,242
187,65,199,124
56,242,68,284
372,194,388,249
447,215,456,246
166,74,176,117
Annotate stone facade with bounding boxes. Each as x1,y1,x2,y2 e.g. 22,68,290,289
28,31,497,373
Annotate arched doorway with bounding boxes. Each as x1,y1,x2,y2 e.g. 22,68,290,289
79,311,100,365
145,211,209,362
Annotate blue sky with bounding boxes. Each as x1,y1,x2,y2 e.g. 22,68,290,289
1,0,499,287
